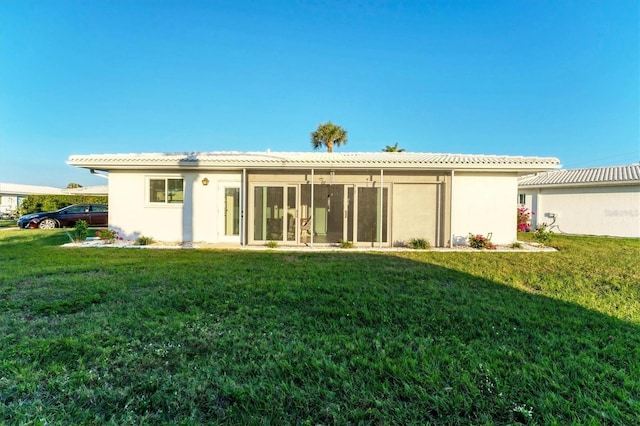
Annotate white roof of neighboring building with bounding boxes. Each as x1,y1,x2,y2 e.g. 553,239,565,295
519,164,640,188
0,182,108,196
68,151,561,173
0,182,65,195
63,185,109,195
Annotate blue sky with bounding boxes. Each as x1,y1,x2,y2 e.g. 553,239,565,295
1,0,638,188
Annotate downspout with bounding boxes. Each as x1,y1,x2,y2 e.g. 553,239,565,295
379,168,384,248
90,169,109,179
449,169,455,248
241,168,247,246
310,169,314,247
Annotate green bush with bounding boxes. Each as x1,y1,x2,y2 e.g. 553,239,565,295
339,240,354,248
266,240,278,248
73,220,89,242
96,228,121,244
408,238,430,249
18,195,108,216
135,236,154,246
533,224,553,246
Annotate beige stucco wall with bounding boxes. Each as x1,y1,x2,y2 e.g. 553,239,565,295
451,172,518,245
391,183,445,246
520,185,640,238
108,170,241,243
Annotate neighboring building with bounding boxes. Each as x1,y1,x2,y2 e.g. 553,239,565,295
518,164,640,238
68,151,560,247
62,185,109,196
0,183,62,217
0,182,108,217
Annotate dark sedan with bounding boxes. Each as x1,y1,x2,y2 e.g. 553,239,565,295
17,204,108,229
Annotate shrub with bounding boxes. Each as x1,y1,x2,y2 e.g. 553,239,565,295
73,220,89,242
266,240,278,248
533,224,553,246
135,236,154,246
408,238,430,249
510,241,523,249
96,228,121,244
17,195,108,216
468,233,497,250
517,207,534,232
339,240,354,249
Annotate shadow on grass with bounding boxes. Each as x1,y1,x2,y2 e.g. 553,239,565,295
0,232,638,424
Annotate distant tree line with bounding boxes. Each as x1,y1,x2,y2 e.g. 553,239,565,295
18,195,108,216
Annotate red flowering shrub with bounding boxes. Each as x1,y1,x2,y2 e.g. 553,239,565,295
468,233,497,250
96,228,123,244
517,207,534,232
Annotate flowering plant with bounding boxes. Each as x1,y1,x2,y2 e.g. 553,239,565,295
468,233,496,250
517,207,534,232
96,228,122,244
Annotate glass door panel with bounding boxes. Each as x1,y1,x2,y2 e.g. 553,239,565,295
313,184,345,244
357,187,388,243
300,184,312,244
287,187,297,241
224,187,240,236
254,186,284,241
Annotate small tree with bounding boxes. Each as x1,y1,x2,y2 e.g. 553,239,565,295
311,121,348,153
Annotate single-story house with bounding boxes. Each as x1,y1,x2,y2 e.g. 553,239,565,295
67,151,560,247
518,164,640,238
0,183,65,217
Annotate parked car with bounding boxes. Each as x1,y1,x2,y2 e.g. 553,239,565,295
17,204,108,229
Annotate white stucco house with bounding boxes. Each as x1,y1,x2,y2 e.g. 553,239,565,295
67,151,560,247
518,164,640,238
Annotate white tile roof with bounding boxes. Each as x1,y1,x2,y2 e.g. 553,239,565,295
0,183,108,196
62,185,109,195
68,151,560,172
0,182,65,195
519,164,640,187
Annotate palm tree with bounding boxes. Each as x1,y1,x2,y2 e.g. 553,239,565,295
382,142,405,152
311,121,348,153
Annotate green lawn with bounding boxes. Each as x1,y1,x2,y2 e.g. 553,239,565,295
1,230,638,424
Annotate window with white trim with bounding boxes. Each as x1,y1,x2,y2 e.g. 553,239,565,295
518,193,526,204
149,178,184,204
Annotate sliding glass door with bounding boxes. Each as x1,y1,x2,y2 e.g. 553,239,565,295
250,181,388,245
253,186,297,242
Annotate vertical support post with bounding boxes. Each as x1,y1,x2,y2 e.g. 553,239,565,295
379,169,384,248
310,169,314,247
450,169,455,248
262,187,268,241
241,168,246,245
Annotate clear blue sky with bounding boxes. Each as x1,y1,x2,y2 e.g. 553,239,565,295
1,0,638,188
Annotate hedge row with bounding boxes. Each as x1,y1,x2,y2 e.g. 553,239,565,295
18,195,108,216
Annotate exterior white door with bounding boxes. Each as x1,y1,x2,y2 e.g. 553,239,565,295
219,184,240,243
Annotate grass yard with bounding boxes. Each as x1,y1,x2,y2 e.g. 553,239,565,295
0,231,638,424
0,219,17,228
